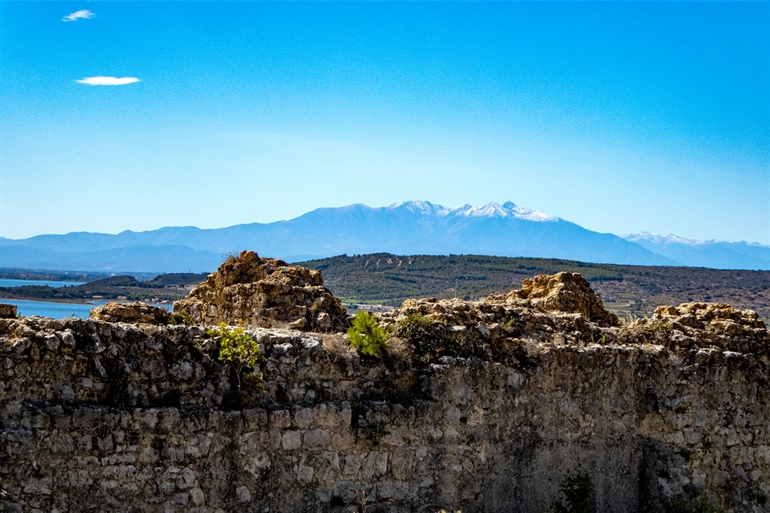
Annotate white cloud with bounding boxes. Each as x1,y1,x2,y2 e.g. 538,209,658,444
76,76,141,86
63,10,95,22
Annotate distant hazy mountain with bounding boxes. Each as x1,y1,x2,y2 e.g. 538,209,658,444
623,232,770,271
0,244,223,274
1,201,678,273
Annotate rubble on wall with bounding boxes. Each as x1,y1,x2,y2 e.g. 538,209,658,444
504,271,620,326
173,250,349,332
380,272,618,328
639,302,769,354
90,301,171,325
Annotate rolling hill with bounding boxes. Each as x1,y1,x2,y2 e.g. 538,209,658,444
298,253,770,322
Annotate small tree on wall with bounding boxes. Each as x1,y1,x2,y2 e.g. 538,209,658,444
346,311,388,358
207,322,264,393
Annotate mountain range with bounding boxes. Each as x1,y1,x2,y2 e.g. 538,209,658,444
1,201,768,273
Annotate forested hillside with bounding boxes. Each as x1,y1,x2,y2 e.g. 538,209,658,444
300,253,770,322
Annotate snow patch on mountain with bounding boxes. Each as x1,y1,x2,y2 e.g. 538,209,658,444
624,232,769,248
388,201,453,217
623,232,707,246
622,232,770,270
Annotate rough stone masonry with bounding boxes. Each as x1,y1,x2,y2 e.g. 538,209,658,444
1,257,769,512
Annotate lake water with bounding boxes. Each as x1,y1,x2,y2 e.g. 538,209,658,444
3,299,102,319
0,278,85,288
2,299,171,320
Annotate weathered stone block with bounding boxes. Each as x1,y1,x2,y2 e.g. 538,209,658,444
294,407,315,429
303,429,330,449
235,486,251,503
269,410,291,429
362,452,388,480
281,430,302,451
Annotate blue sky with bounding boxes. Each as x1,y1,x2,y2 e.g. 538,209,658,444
1,1,769,244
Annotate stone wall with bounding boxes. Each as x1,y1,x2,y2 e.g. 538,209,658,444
1,302,769,512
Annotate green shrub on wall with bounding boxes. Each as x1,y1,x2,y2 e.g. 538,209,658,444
347,311,388,358
207,322,265,392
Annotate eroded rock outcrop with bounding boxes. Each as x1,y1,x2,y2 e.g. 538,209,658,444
173,250,348,332
505,271,620,326
90,301,170,324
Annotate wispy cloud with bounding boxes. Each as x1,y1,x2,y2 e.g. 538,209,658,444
63,10,94,22
76,76,141,86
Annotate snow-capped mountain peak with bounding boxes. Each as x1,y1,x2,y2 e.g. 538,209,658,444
623,232,762,247
502,201,559,222
622,232,769,270
388,201,558,222
388,201,452,216
624,232,706,246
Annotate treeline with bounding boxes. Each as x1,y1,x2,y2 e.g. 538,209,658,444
0,268,109,282
301,253,624,305
0,272,208,303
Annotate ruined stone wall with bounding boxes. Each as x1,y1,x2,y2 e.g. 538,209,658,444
173,251,349,332
1,312,769,513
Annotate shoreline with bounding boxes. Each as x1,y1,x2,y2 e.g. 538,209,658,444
0,295,174,306
0,295,100,305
